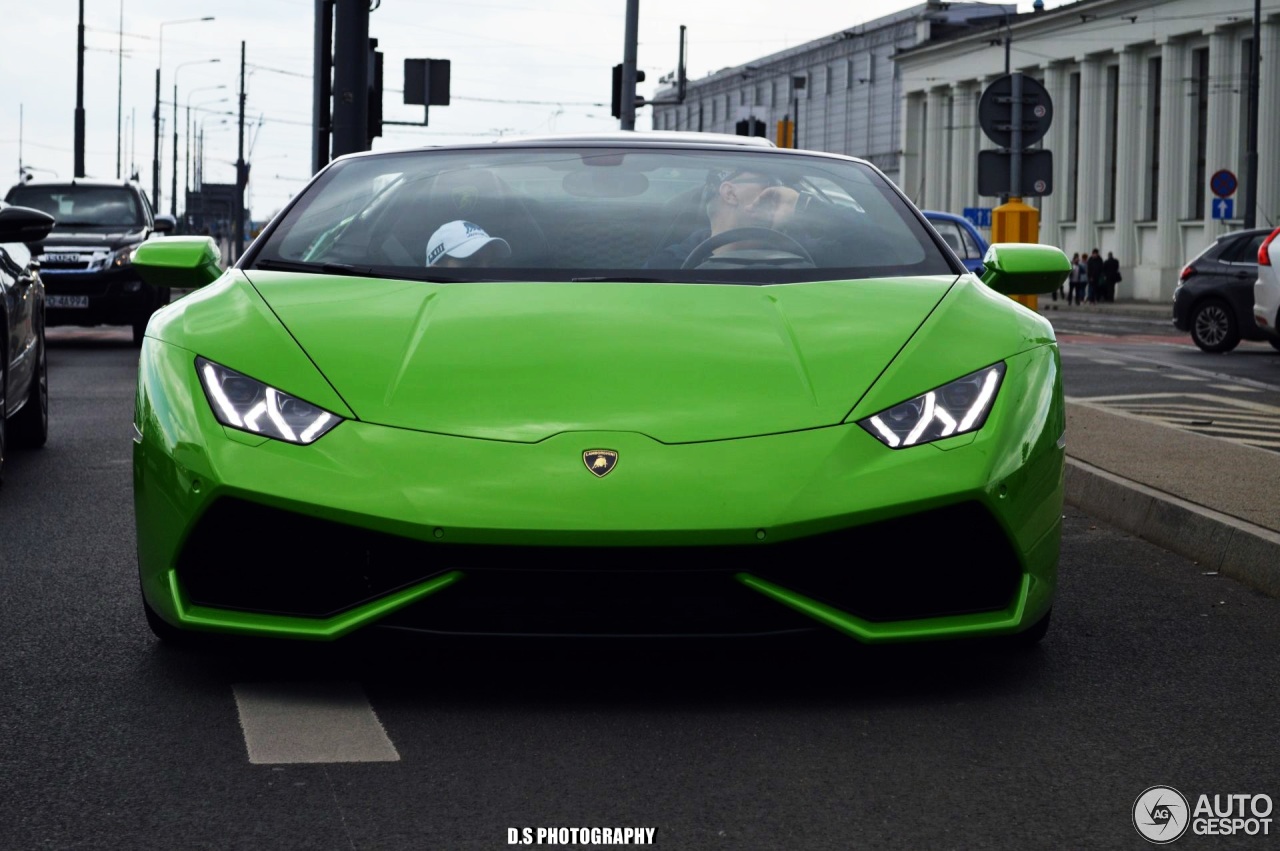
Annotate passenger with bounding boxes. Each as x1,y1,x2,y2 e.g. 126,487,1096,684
425,220,511,268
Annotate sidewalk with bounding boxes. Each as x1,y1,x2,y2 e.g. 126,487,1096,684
1030,295,1280,597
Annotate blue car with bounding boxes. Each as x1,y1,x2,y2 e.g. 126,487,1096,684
923,210,988,274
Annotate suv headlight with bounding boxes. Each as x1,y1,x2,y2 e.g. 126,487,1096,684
111,246,135,267
196,357,342,445
858,363,1005,449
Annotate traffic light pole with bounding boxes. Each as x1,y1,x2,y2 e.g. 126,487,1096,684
990,72,1040,310
620,0,639,130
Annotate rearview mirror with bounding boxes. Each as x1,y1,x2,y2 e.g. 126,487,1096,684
153,214,178,234
0,205,55,243
133,236,223,288
980,243,1070,295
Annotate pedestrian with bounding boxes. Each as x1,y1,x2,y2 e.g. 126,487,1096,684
1072,250,1089,305
1086,248,1104,305
1102,251,1121,302
1067,252,1081,304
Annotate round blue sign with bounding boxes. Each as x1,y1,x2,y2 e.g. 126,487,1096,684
1210,169,1238,198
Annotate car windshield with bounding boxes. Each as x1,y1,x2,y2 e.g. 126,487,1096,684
250,144,956,284
5,185,147,230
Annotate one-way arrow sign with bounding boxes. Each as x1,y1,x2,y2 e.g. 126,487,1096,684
1212,197,1235,220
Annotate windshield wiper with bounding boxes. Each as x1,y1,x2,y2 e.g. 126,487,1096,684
252,257,464,283
570,276,683,283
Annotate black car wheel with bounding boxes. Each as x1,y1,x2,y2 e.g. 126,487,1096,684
1190,299,1240,352
0,352,7,487
1270,339,1280,352
9,323,48,448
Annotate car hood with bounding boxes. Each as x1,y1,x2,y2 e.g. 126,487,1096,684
37,229,147,250
245,273,957,443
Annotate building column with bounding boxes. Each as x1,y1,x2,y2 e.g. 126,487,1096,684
1156,37,1188,272
900,91,927,203
1204,30,1236,239
1040,63,1067,247
1076,56,1104,251
1113,47,1142,272
923,86,949,210
949,82,978,214
1257,16,1280,227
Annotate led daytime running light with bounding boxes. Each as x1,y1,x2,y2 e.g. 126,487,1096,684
858,363,1005,449
196,357,341,445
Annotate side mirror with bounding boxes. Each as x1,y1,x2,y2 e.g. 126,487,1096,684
153,214,178,234
133,236,223,288
980,243,1070,295
0,205,55,243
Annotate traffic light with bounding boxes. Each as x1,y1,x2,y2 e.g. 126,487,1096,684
610,64,644,118
367,38,384,144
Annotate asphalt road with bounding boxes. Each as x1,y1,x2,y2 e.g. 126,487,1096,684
1,327,1278,850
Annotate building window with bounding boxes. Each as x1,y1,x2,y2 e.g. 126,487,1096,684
1146,56,1162,220
1067,72,1081,221
1190,48,1209,218
827,65,835,95
1104,65,1119,221
846,59,855,88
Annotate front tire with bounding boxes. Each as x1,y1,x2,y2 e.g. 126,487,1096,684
1190,299,1240,352
9,324,48,448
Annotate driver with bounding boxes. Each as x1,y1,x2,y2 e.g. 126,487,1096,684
426,219,512,268
645,168,809,268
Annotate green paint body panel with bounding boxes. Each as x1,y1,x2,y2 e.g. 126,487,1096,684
738,572,1037,642
980,243,1072,295
134,267,1064,641
164,569,463,639
133,236,224,289
242,271,961,444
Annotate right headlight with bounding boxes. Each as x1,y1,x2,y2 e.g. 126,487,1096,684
857,362,1005,449
196,357,342,445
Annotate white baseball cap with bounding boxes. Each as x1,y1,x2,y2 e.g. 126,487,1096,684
425,220,511,266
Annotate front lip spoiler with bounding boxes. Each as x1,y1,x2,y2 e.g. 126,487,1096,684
161,568,464,640
736,572,1032,643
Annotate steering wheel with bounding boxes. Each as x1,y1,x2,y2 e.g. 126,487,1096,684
681,227,815,269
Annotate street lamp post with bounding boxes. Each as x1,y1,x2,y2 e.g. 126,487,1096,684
187,87,227,209
153,16,214,213
173,60,221,217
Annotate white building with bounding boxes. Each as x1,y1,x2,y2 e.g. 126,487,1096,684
649,3,1015,184
896,0,1280,299
653,0,1279,301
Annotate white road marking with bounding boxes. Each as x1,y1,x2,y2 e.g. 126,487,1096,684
1068,393,1280,453
233,682,400,764
1125,367,1158,372
1166,374,1209,381
1090,358,1127,365
1211,383,1260,393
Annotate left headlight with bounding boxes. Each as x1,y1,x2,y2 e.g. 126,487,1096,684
196,357,342,445
858,362,1005,449
110,245,135,267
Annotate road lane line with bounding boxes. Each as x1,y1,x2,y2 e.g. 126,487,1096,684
233,682,400,764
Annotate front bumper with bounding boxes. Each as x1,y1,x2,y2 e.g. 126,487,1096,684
134,339,1064,643
40,266,165,327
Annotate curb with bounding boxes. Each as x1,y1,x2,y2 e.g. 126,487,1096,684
1064,457,1280,598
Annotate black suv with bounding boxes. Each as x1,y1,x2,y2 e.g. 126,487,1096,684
1172,228,1273,352
3,180,177,345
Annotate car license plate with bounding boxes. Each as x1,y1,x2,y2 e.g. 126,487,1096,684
46,295,90,308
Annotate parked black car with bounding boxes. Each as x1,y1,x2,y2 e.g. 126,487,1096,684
0,203,56,484
3,180,176,345
1172,228,1274,352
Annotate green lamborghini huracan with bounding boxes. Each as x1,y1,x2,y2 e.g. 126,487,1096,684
132,134,1069,645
